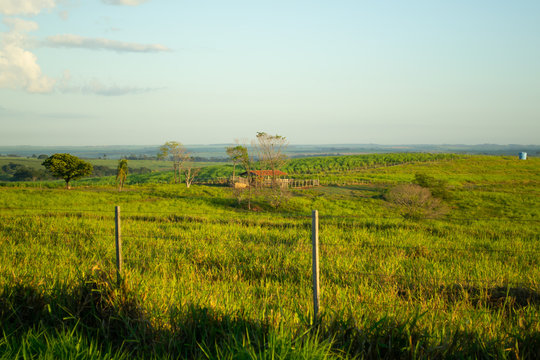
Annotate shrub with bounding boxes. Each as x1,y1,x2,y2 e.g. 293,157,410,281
385,184,448,219
413,173,451,200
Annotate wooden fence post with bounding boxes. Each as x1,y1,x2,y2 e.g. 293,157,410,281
115,206,123,285
312,210,320,323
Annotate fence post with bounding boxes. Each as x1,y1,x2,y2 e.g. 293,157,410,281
312,210,320,323
115,206,123,285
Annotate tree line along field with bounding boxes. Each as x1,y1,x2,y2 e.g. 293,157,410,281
0,154,539,358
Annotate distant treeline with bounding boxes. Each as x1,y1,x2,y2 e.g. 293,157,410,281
0,162,153,182
91,166,153,177
0,154,229,162
0,163,53,182
0,154,49,159
119,154,228,162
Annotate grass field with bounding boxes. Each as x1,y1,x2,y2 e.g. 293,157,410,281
0,155,539,358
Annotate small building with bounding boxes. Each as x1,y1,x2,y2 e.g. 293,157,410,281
236,170,288,188
233,170,319,189
519,152,527,160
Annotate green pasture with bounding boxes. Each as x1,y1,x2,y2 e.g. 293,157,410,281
0,155,539,358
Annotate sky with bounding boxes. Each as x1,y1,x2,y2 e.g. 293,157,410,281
0,0,539,146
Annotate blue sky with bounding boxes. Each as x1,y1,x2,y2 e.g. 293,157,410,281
0,0,538,145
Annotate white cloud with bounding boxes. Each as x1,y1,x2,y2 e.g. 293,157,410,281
45,34,170,52
0,0,56,15
0,17,55,93
101,0,148,6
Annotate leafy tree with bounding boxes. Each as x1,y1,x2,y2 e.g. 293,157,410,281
12,167,43,181
255,132,289,208
157,141,187,184
116,159,128,192
42,153,93,189
226,145,245,182
231,145,254,210
1,162,21,175
183,159,200,189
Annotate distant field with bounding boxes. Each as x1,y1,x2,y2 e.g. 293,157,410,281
1,155,538,358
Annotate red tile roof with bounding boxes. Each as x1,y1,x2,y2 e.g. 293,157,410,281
241,170,287,177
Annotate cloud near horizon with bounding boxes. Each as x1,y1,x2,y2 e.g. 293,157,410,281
45,34,170,52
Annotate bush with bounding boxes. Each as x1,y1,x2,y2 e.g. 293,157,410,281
413,173,451,200
385,184,448,219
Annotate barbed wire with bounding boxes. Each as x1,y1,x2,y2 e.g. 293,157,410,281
1,206,538,223
3,246,535,290
319,242,540,254
1,228,538,254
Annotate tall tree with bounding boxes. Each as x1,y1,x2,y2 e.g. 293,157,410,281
255,132,288,186
236,145,254,210
157,141,187,184
116,159,128,192
183,158,201,189
255,132,289,207
42,153,93,189
226,145,246,182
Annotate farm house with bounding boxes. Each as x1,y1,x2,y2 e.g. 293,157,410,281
233,170,319,189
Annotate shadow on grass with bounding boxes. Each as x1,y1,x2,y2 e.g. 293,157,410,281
0,269,272,358
396,281,540,309
1,269,539,359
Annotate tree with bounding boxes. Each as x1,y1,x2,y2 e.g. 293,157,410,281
255,132,288,182
183,159,201,189
42,153,93,189
255,132,289,208
226,145,246,182
1,162,21,175
12,167,43,181
234,145,254,210
157,141,187,184
116,159,128,192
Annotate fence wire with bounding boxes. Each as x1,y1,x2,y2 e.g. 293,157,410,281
1,206,539,325
1,206,539,223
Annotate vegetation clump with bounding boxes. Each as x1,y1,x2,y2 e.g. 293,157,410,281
385,183,448,219
116,159,128,192
0,162,49,181
41,153,93,189
413,172,451,200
